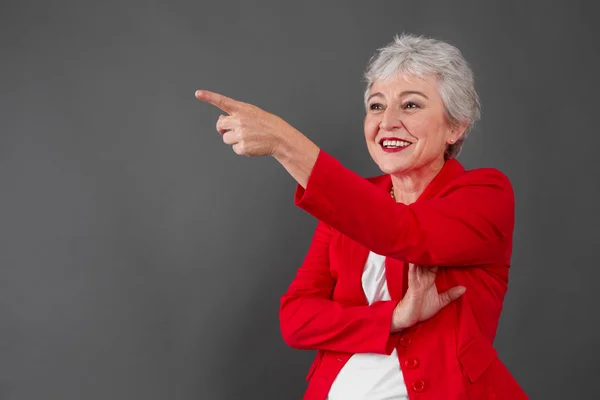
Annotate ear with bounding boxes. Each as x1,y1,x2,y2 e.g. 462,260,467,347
447,122,469,144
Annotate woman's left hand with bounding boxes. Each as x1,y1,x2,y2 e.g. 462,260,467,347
195,90,297,158
391,264,466,332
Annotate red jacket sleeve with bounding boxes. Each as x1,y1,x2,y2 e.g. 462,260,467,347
294,150,515,267
279,220,399,354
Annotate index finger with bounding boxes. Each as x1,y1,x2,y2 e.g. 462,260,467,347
195,90,241,114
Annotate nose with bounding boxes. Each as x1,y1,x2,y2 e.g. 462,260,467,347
379,107,403,131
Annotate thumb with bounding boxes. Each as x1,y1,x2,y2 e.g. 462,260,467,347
439,286,466,307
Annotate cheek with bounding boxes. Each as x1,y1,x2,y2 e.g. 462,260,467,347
407,116,447,144
364,124,377,140
364,119,379,139
403,117,429,138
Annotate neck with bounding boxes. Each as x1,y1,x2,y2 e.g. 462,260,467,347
390,158,446,204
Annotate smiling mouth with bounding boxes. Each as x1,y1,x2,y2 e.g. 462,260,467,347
379,138,413,149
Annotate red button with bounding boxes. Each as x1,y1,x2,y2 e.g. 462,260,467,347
399,336,412,347
412,380,426,392
404,358,419,369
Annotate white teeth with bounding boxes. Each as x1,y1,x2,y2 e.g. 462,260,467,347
382,139,411,148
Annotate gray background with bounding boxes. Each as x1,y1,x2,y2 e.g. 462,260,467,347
1,0,598,399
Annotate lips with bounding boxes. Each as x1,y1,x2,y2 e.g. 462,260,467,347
379,137,413,152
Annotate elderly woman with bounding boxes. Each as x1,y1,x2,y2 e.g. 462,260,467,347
196,34,528,399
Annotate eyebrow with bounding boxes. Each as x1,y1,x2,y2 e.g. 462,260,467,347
367,90,429,102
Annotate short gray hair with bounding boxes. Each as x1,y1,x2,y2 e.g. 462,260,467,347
364,34,480,159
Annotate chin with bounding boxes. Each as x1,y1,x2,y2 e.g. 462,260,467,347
376,160,413,175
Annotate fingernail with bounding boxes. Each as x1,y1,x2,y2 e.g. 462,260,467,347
195,90,203,97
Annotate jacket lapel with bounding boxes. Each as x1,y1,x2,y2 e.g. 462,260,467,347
345,240,371,306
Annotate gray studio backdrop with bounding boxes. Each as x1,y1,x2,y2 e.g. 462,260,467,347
1,0,598,399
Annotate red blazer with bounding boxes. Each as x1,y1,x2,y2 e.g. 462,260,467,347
279,150,528,400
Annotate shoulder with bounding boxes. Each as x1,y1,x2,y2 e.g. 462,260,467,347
435,167,515,225
450,167,513,196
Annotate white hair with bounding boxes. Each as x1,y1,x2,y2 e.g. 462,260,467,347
364,34,481,159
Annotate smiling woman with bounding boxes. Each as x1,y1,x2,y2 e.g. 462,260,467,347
196,33,528,400
364,74,465,204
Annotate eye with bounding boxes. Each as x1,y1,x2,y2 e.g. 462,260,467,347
369,103,385,111
402,101,420,110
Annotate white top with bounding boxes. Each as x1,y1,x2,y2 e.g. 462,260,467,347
327,251,408,400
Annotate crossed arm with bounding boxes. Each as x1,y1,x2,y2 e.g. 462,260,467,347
279,221,401,354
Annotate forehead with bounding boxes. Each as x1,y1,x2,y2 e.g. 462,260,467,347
370,73,440,97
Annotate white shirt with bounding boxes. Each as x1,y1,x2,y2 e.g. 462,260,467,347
327,251,408,400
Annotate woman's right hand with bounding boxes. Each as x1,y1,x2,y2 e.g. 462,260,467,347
391,264,466,332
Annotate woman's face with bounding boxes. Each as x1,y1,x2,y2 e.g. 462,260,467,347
364,73,466,176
